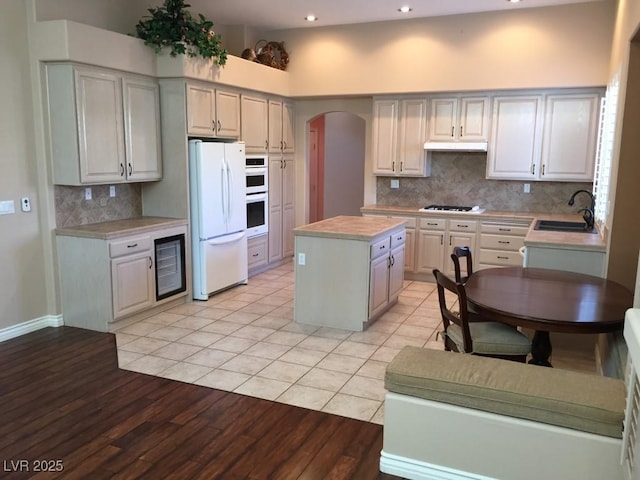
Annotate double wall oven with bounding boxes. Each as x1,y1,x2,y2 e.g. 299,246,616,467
245,155,268,237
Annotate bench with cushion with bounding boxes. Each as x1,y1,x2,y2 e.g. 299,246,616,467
381,346,628,480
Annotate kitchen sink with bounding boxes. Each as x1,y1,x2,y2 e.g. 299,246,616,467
534,220,598,234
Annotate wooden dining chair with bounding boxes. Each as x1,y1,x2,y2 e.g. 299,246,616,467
451,246,473,284
433,269,531,363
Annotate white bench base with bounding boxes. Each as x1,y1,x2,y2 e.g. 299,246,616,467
381,392,624,480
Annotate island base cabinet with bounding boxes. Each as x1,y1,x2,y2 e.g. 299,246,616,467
294,225,405,332
524,245,605,277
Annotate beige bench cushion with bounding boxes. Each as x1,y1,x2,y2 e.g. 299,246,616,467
385,346,625,438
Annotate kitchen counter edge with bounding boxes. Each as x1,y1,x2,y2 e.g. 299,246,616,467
294,215,406,241
55,217,188,240
360,205,606,252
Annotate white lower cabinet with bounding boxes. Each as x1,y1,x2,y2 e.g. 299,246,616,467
57,224,188,331
247,234,268,274
369,233,406,318
477,220,530,270
415,217,478,279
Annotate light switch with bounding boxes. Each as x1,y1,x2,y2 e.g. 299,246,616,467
85,187,92,200
298,252,306,265
0,200,15,215
109,185,116,197
390,179,400,189
523,183,530,193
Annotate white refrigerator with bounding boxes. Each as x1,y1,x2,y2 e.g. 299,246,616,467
189,140,248,300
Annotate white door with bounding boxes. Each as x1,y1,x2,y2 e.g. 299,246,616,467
224,143,248,233
201,232,248,296
191,142,225,239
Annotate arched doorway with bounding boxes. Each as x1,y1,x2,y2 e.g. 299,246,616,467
307,111,366,223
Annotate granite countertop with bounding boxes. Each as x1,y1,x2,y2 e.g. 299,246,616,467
360,204,607,252
294,215,406,241
55,217,188,240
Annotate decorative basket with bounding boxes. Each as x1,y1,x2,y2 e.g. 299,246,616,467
254,40,289,71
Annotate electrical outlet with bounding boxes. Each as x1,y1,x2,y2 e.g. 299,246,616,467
109,185,116,197
85,187,92,200
390,179,400,189
298,252,306,265
21,197,31,212
523,183,530,193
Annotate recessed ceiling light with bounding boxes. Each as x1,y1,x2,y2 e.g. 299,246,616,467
507,0,522,3
398,6,412,13
305,14,317,22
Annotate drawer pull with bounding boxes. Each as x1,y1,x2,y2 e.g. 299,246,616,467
497,256,509,260
379,245,386,250
127,243,138,248
498,240,510,244
252,253,259,257
457,224,469,228
396,236,404,241
427,222,439,226
498,228,512,232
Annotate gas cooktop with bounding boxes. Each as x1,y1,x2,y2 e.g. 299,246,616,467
419,204,485,214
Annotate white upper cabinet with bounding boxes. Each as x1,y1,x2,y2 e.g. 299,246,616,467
486,95,544,180
540,93,600,181
241,94,269,153
486,91,601,181
186,83,240,138
46,63,162,185
373,98,430,176
123,77,162,182
282,101,295,153
428,96,490,142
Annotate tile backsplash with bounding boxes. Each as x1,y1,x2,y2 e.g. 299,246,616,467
55,184,142,227
376,152,593,213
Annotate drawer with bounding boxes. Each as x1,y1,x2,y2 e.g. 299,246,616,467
447,219,477,232
480,223,530,236
109,236,151,258
480,234,525,252
371,237,391,260
390,216,417,229
248,237,268,269
419,218,446,230
479,249,524,266
390,229,406,249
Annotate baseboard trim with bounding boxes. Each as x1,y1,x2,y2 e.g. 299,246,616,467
0,315,64,342
379,451,492,480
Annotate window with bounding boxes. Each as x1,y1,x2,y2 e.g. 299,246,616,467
593,69,620,225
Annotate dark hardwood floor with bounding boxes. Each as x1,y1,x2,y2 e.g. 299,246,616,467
0,327,401,479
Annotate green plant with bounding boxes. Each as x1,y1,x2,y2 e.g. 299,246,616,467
134,0,227,65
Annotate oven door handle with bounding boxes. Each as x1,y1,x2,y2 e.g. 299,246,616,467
246,167,268,175
246,192,268,203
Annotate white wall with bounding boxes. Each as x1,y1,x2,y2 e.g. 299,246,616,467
323,112,366,218
0,1,48,330
273,2,614,97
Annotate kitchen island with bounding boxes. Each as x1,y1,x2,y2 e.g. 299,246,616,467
294,216,406,331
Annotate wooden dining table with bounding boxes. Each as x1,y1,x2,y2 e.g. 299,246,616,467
464,266,633,366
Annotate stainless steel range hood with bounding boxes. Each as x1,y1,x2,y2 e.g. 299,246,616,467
423,141,488,152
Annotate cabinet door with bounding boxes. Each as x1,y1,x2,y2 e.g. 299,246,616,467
487,96,543,180
123,76,162,182
372,100,398,175
241,95,269,152
428,98,457,141
416,230,445,274
75,68,125,183
369,254,390,318
268,99,283,153
460,97,490,141
268,157,283,262
541,93,599,181
186,84,216,137
446,232,477,278
398,98,427,176
111,252,154,319
404,229,415,272
282,156,296,258
215,89,241,138
282,101,295,152
389,245,405,302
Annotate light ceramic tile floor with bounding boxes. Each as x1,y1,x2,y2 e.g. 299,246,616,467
115,261,596,425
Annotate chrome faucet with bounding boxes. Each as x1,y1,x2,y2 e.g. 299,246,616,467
568,190,596,230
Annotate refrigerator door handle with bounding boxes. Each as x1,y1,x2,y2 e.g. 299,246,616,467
226,159,233,221
205,231,246,246
221,161,228,224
